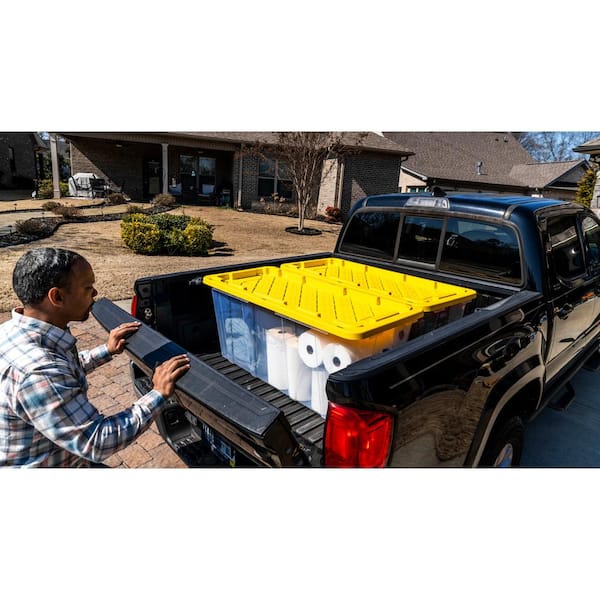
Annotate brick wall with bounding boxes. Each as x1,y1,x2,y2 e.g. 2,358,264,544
340,152,402,214
70,138,146,201
232,151,259,209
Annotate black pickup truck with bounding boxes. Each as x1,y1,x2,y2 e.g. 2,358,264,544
93,192,600,467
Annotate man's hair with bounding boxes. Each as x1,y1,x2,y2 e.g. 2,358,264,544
12,248,87,306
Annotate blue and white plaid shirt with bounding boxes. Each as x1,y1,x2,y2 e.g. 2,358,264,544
0,309,164,467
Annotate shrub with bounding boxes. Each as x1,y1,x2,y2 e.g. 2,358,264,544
120,212,214,256
574,168,597,208
15,218,52,236
126,204,146,215
151,193,176,208
120,219,161,255
41,201,62,212
54,205,82,218
106,192,127,205
183,220,214,256
36,179,69,199
325,206,342,223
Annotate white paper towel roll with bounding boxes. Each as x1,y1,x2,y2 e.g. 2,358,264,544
298,330,329,368
311,367,329,417
323,342,369,373
266,327,294,390
286,336,312,404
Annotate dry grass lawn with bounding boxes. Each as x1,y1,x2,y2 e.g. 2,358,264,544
0,206,341,313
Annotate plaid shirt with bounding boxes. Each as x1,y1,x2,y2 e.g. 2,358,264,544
0,309,164,467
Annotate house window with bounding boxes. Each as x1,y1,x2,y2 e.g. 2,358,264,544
198,157,216,195
258,158,292,199
179,155,216,195
407,186,426,193
8,146,16,173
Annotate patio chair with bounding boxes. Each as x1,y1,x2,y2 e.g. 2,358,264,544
89,178,106,199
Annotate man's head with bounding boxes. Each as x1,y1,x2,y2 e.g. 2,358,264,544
13,248,98,326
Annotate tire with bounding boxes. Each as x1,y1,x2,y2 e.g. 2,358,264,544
479,416,525,467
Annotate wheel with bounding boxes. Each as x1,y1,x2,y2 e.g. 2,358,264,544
479,416,525,467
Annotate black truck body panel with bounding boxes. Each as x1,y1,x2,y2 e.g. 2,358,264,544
92,193,600,466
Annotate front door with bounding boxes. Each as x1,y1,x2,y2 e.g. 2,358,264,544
143,158,162,199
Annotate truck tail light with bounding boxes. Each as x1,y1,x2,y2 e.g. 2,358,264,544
131,294,139,317
324,403,394,467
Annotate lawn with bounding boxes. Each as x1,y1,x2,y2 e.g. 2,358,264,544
0,206,341,313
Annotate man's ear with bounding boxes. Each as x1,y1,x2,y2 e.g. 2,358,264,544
47,287,64,307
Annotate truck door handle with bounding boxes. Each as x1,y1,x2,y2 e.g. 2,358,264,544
557,304,573,319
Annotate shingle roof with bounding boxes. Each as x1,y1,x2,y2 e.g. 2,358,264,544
383,132,535,186
169,132,413,155
509,160,586,188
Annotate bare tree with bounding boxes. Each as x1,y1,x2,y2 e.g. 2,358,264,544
515,132,600,162
250,132,365,232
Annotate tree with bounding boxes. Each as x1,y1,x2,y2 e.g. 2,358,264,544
515,132,600,162
249,132,365,233
574,168,597,208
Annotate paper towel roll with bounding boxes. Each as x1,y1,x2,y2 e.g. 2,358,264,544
286,336,312,404
322,342,369,374
266,327,294,390
298,330,329,368
311,367,329,417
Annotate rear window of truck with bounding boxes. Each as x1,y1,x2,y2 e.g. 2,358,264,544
340,211,522,284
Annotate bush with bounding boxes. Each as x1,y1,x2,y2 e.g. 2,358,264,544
36,179,69,199
325,206,342,223
106,192,127,205
54,205,82,218
151,193,176,208
574,168,597,208
41,201,62,212
120,219,162,255
183,221,214,256
126,204,146,215
120,213,214,256
15,218,52,236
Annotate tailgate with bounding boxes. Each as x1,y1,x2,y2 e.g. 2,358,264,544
92,298,317,467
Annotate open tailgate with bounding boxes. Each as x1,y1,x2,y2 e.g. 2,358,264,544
92,298,310,466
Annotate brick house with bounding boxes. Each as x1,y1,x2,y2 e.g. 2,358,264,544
57,132,413,215
0,132,48,190
573,136,600,208
383,131,589,201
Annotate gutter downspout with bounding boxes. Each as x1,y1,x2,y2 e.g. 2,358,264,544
237,144,244,209
50,133,60,199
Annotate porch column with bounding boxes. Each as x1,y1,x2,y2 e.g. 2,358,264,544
49,133,60,199
162,143,169,194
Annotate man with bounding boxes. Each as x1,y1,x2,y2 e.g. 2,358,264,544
0,247,190,467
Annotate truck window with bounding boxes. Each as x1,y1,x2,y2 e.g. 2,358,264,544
397,216,443,264
339,211,401,260
547,215,585,279
582,215,600,276
440,218,521,284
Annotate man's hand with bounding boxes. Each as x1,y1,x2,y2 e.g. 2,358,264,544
152,354,191,398
107,321,142,355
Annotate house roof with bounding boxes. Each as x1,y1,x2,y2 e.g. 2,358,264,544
573,136,600,154
167,131,413,155
61,131,413,156
509,160,587,188
383,132,535,187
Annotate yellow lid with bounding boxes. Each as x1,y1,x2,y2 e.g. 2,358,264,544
203,266,423,340
281,258,476,311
